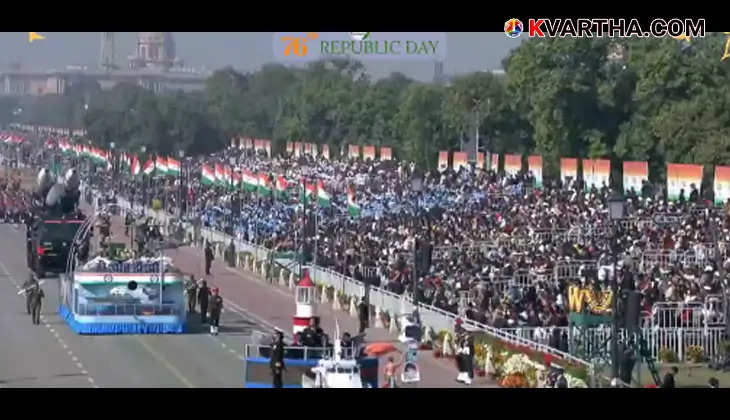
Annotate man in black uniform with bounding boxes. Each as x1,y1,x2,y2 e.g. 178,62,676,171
204,242,214,275
209,287,223,336
357,297,369,334
270,330,286,388
186,275,198,314
30,285,45,325
198,280,211,324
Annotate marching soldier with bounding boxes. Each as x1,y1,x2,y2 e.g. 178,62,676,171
270,330,286,388
456,330,474,385
22,273,39,315
204,241,215,275
30,284,45,325
209,288,223,336
357,297,369,334
185,275,198,313
198,280,211,324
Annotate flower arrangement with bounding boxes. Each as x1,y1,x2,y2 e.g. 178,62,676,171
325,286,335,301
473,332,591,387
686,345,705,363
567,375,588,388
503,354,534,376
500,373,529,388
338,293,350,311
380,310,391,329
658,348,678,363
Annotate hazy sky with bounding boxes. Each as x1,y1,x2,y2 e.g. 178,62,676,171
0,32,523,81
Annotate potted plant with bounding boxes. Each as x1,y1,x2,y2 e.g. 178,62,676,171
325,286,335,302
658,348,678,363
686,345,705,363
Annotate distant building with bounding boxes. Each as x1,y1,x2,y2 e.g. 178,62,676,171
0,32,208,97
433,61,452,85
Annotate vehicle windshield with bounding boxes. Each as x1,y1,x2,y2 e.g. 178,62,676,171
41,221,83,242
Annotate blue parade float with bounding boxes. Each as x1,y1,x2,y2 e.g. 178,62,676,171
58,204,186,335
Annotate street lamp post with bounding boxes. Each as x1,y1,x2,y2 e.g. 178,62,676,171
179,150,185,219
140,146,147,210
608,194,626,383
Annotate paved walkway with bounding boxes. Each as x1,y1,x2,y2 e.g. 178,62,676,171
101,209,496,388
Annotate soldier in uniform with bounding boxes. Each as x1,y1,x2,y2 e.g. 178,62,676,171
197,280,211,324
270,330,286,388
357,297,369,334
22,273,39,315
30,284,45,325
456,331,474,385
208,287,223,336
186,275,198,313
204,241,214,275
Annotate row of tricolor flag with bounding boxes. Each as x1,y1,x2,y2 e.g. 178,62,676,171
287,142,332,160
230,137,273,157
199,163,361,217
438,151,730,205
1,133,26,144
285,142,394,162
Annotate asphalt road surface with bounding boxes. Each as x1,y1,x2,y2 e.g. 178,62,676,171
0,223,272,388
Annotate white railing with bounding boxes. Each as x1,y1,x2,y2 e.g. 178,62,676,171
501,326,727,362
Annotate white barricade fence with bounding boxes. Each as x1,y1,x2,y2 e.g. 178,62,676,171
651,302,705,329
553,261,597,280
503,325,726,361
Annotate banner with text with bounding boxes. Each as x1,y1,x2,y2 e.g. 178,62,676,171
438,151,449,172
363,146,376,161
667,163,703,202
528,155,543,189
561,158,578,185
380,147,392,161
504,154,522,176
715,166,730,205
453,152,468,172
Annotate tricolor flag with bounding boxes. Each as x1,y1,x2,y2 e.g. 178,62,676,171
276,175,289,200
44,138,55,149
714,166,730,205
528,155,543,189
215,163,225,185
299,180,316,204
258,173,272,196
224,165,233,188
167,158,181,176
131,155,140,176
201,164,216,186
243,169,257,191
347,185,361,217
143,159,155,175
156,156,168,177
232,170,242,189
317,180,331,208
322,144,330,160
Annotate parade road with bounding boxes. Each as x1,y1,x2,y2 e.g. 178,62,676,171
0,222,271,388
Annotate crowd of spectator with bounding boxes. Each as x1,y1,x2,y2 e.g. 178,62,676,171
5,132,730,332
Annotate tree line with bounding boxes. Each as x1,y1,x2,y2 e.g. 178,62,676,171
8,34,730,181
